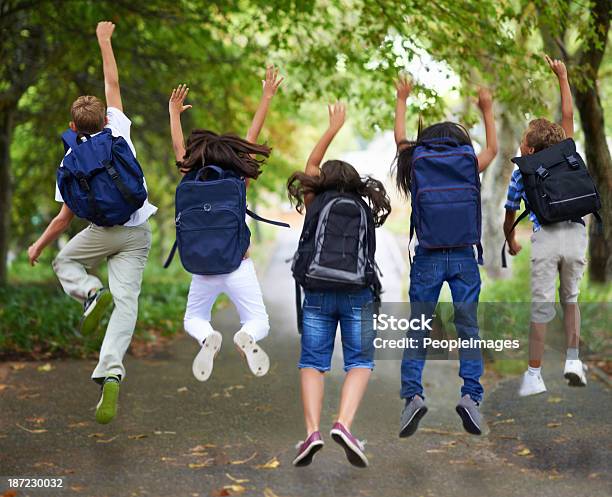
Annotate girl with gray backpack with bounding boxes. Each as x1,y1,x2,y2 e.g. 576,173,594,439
288,103,391,468
166,67,285,382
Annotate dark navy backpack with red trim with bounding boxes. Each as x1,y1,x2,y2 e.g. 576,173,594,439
409,138,483,263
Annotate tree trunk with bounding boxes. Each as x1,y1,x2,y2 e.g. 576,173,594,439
480,109,520,277
574,87,612,282
0,108,14,286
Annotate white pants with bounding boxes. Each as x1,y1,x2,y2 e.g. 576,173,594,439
184,259,270,344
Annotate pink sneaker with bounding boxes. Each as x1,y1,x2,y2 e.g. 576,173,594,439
330,422,368,468
292,431,324,467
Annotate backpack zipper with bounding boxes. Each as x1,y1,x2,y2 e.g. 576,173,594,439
549,192,597,205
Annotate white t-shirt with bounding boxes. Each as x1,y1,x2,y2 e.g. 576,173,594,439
55,107,157,226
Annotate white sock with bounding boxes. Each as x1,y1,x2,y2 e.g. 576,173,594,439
527,366,541,376
566,348,579,361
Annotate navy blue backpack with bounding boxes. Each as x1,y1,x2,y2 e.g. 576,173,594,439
57,128,147,226
164,165,289,275
409,138,483,263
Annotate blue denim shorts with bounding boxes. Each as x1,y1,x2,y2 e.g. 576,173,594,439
298,288,376,372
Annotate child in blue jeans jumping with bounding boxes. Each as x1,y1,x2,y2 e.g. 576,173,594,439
393,76,498,437
288,104,391,468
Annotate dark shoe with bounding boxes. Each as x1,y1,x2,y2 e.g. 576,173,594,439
80,288,113,335
456,394,482,435
330,422,368,468
95,375,120,424
292,431,324,467
399,395,428,438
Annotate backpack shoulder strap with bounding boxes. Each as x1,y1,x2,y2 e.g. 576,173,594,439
164,240,178,268
501,208,531,268
295,281,303,334
246,208,290,228
61,129,78,153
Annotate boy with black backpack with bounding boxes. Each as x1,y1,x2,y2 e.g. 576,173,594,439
503,56,600,397
27,22,156,424
288,103,391,468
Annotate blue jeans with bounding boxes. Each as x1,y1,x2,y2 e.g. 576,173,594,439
299,288,375,372
400,246,484,402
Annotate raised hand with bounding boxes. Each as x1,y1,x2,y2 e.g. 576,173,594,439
476,87,493,113
395,74,413,100
328,102,346,131
169,84,193,116
96,21,115,43
262,65,284,99
544,54,567,80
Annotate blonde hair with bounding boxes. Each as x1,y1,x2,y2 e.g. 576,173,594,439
70,96,106,134
524,118,566,153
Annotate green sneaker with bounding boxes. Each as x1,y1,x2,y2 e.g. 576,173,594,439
95,376,120,424
80,289,113,335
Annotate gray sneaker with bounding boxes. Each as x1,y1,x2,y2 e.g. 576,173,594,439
399,395,428,438
455,395,482,435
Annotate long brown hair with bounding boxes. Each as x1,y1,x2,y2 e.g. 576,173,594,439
287,160,391,227
178,129,271,178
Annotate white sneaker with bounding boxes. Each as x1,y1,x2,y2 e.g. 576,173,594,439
518,370,547,397
233,330,270,377
564,359,587,387
192,331,222,382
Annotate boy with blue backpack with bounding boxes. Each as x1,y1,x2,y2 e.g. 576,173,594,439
393,76,497,437
166,68,286,382
27,22,156,424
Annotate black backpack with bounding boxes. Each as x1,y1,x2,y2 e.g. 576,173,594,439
292,190,381,332
502,138,601,267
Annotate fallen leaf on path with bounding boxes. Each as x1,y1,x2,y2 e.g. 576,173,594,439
161,457,176,462
177,387,188,393
230,452,257,465
37,363,54,372
16,423,47,434
546,422,562,428
491,418,515,426
190,444,216,452
11,363,26,371
2,490,18,497
70,485,85,492
588,473,600,479
188,459,213,469
96,435,119,444
68,421,90,428
566,413,573,418
211,489,231,497
547,396,563,403
224,485,246,494
263,489,282,497
226,473,249,484
255,457,280,469
0,384,9,392
426,449,445,453
26,416,46,425
420,428,464,436
128,434,148,440
516,447,532,456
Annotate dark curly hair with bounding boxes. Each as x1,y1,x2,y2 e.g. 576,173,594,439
287,159,391,227
178,129,271,178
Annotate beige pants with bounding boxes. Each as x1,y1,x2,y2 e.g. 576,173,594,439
52,222,152,381
530,221,587,323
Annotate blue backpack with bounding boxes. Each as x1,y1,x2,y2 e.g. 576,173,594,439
57,128,147,226
164,165,289,275
409,138,483,263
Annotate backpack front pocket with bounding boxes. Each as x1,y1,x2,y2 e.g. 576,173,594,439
177,207,244,275
416,187,480,248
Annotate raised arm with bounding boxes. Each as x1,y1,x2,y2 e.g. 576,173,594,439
168,84,192,169
246,65,284,143
545,54,573,138
96,21,122,111
394,75,412,149
305,103,346,177
475,87,497,172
